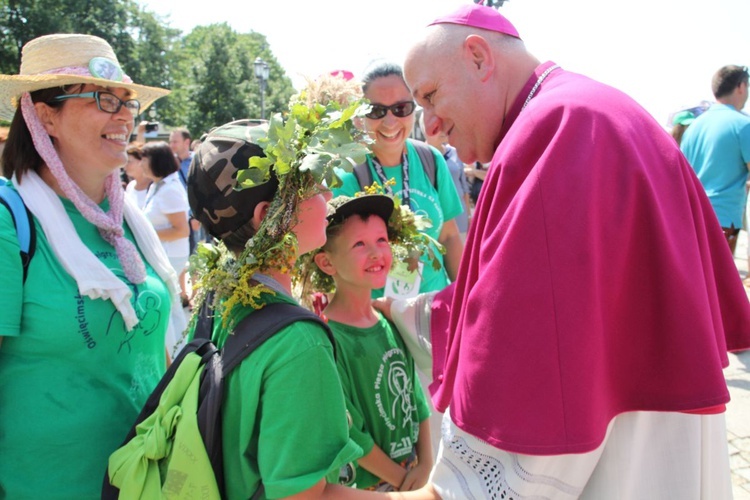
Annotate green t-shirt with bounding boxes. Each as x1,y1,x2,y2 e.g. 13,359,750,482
328,313,431,489
206,293,362,499
0,195,169,499
333,140,464,296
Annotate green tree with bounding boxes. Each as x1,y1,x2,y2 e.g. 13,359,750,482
176,23,294,137
124,3,181,125
0,1,295,133
1,0,135,72
237,33,295,123
0,0,179,126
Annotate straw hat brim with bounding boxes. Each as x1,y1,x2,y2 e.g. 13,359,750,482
0,74,170,121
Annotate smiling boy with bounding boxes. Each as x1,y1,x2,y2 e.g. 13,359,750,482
310,194,433,492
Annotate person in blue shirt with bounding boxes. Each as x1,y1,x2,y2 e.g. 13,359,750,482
681,65,750,255
169,127,193,187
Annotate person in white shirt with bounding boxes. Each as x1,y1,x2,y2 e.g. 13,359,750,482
123,142,150,209
140,141,190,296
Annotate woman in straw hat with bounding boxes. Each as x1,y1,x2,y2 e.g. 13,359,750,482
0,33,178,498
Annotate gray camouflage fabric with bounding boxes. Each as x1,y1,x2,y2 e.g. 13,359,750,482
187,120,278,240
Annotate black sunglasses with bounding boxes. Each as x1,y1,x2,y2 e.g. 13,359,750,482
366,101,416,120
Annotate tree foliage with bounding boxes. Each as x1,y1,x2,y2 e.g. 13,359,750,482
1,0,137,72
176,24,294,137
0,0,295,133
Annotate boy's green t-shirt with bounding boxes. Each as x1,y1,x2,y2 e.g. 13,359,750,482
328,313,431,489
0,195,169,499
207,293,362,499
333,140,464,296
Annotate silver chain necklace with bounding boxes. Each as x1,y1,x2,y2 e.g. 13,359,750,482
522,65,560,110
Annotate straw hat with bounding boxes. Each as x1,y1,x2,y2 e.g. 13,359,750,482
0,33,170,121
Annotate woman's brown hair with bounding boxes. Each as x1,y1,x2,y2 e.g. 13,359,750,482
2,85,80,182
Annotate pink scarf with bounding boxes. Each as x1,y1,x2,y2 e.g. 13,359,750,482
20,92,145,283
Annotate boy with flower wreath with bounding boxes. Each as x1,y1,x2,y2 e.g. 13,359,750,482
183,113,374,499
301,193,434,492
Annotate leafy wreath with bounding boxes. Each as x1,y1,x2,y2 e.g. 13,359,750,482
188,93,372,328
294,180,445,296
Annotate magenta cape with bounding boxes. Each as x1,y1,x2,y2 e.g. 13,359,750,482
430,62,750,455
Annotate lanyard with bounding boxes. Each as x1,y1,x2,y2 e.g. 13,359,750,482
371,152,411,209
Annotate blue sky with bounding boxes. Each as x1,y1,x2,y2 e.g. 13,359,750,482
139,0,750,127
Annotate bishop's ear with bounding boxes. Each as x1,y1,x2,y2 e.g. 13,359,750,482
464,34,494,82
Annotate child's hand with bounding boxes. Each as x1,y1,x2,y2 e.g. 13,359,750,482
399,461,431,491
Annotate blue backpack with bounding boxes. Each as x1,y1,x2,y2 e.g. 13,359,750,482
0,178,36,283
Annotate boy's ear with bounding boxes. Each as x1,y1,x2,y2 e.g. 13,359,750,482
251,201,271,231
313,251,336,277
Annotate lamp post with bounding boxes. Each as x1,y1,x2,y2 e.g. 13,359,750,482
254,56,270,120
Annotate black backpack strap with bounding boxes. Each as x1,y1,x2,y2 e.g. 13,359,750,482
0,184,36,283
353,160,374,190
193,291,216,340
410,140,438,189
221,302,333,375
191,288,226,494
198,301,333,498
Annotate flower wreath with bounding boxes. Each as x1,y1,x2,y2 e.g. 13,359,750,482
188,91,372,328
294,180,445,297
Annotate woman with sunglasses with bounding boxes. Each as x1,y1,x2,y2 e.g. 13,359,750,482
0,34,179,499
334,61,465,298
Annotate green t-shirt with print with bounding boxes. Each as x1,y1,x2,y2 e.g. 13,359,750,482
328,313,431,489
0,195,169,499
207,292,362,499
333,140,464,296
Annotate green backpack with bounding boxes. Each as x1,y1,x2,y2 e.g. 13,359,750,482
103,299,332,499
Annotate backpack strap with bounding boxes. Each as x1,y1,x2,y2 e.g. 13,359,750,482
0,183,36,283
353,160,374,190
192,290,216,341
354,141,439,191
197,301,333,498
410,140,438,189
221,302,333,374
178,166,188,187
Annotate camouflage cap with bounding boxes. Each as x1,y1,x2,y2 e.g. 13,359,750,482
326,194,394,228
187,120,279,240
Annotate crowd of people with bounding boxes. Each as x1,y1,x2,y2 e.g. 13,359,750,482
2,3,750,499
